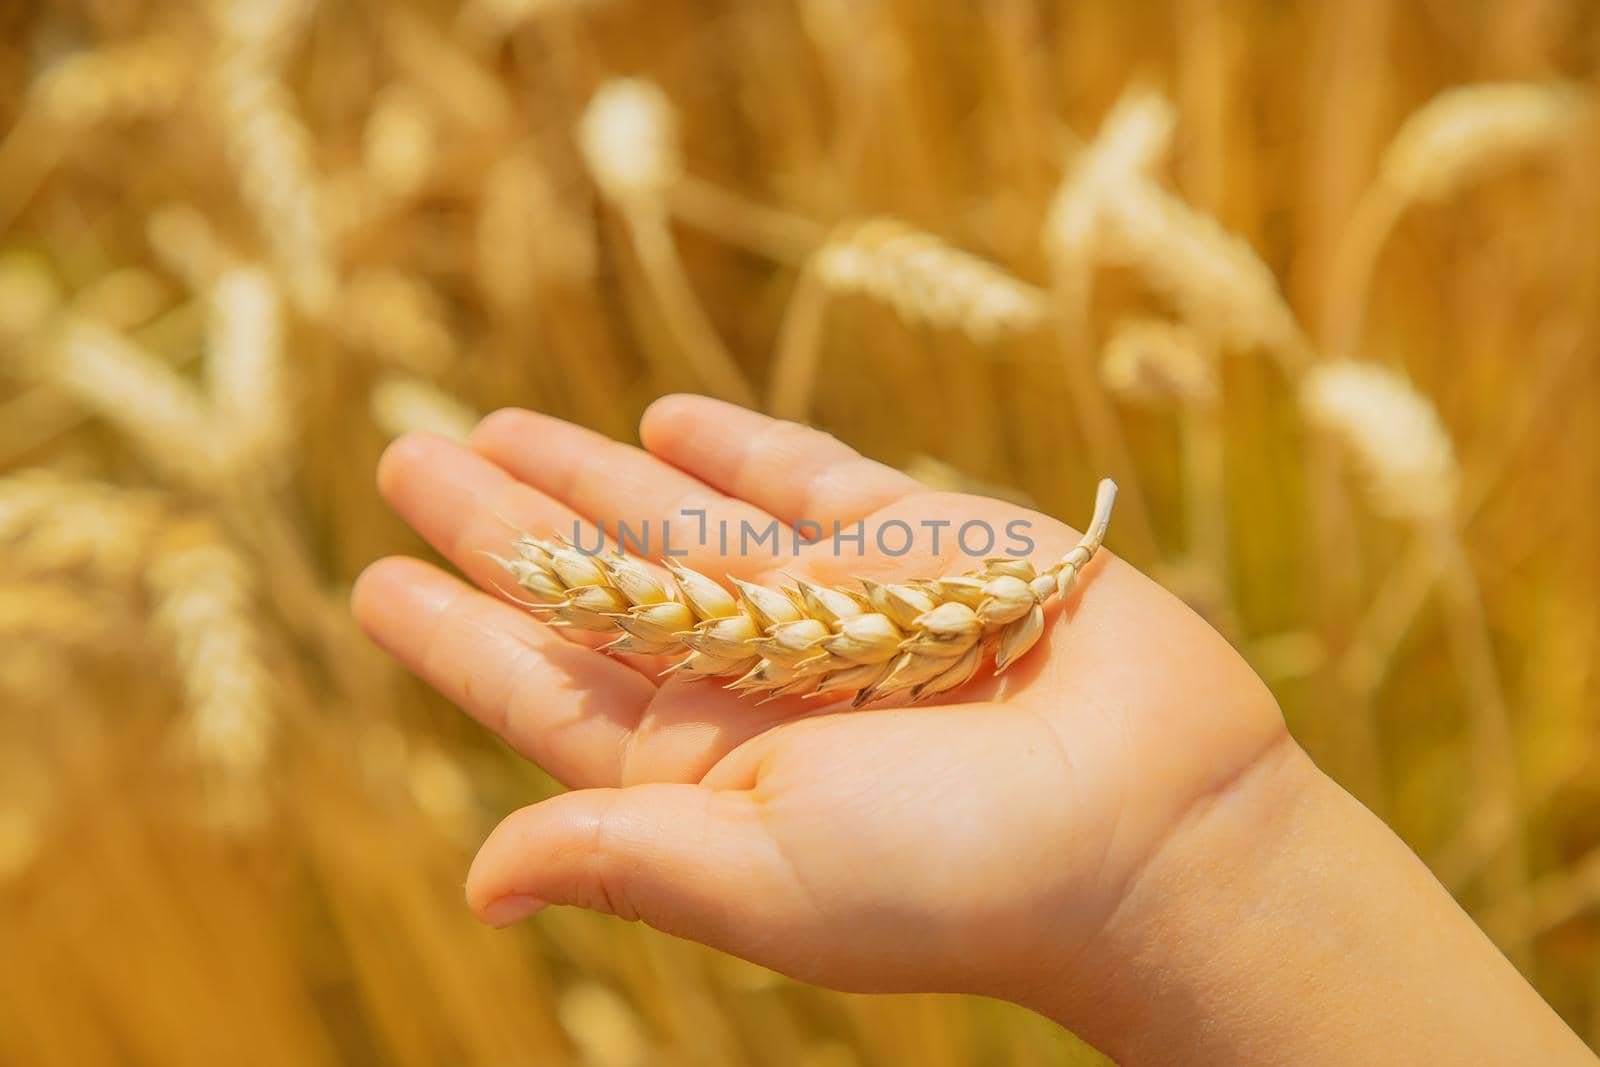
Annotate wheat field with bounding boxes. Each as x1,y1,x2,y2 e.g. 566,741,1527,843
1,0,1598,1063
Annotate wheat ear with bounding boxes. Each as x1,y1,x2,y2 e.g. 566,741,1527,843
494,480,1117,707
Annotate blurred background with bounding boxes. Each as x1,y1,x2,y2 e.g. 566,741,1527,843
1,0,1598,1063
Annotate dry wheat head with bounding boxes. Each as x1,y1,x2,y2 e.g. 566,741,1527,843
578,78,681,207
812,218,1046,342
493,480,1118,706
1301,360,1459,524
1380,82,1587,205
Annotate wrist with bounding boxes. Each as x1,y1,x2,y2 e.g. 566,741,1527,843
1019,734,1590,1065
1019,728,1312,1061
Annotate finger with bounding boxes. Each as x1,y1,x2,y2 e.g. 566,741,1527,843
470,408,782,578
640,394,928,526
352,556,651,787
377,432,628,630
466,784,811,960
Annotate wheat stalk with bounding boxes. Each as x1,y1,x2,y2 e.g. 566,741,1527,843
492,480,1117,706
1325,82,1587,358
578,79,756,406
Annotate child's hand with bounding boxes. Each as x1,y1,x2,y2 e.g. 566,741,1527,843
354,396,1590,1063
353,396,1284,1000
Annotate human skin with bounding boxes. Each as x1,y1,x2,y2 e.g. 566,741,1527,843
352,395,1593,1064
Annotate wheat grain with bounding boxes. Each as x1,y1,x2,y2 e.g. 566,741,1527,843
811,218,1046,342
1301,360,1459,524
1380,82,1586,205
494,480,1117,706
1100,318,1216,407
370,375,479,442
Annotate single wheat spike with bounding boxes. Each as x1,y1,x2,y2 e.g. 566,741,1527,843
146,519,275,824
493,480,1117,706
1379,82,1586,205
50,318,221,489
1301,360,1459,525
811,218,1047,342
1045,86,1176,266
578,78,682,208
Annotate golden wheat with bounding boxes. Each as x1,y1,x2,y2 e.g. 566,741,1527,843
495,480,1117,706
1300,360,1459,525
811,218,1047,342
145,519,275,822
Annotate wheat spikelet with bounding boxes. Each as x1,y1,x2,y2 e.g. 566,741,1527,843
146,519,275,819
370,375,479,442
494,480,1117,706
1100,318,1216,407
50,319,220,488
210,0,335,316
207,266,288,469
1380,82,1586,205
578,78,682,207
1301,360,1459,524
811,218,1046,342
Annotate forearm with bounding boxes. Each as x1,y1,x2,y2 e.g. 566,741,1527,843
1030,736,1593,1065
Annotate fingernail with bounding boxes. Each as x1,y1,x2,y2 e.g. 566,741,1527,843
482,894,547,928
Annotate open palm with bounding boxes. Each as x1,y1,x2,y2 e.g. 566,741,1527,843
353,395,1287,1004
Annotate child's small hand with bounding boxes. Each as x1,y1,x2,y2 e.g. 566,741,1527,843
354,396,1590,1064
353,396,1283,999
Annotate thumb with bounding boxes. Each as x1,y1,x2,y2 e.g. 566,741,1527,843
466,783,804,951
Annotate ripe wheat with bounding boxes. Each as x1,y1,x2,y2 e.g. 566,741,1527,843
1301,359,1459,524
494,480,1118,706
811,218,1047,342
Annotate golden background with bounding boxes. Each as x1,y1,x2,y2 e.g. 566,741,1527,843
1,0,1597,1063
